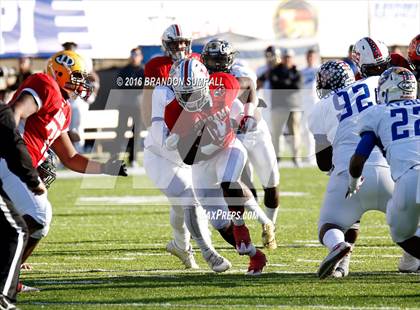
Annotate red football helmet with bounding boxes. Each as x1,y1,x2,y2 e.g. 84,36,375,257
408,34,420,65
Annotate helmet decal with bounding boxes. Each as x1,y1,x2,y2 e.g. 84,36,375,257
365,37,383,59
55,54,75,67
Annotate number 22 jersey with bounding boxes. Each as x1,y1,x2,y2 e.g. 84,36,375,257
358,99,420,181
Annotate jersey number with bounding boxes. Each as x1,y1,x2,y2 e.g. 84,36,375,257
390,106,420,141
333,84,373,122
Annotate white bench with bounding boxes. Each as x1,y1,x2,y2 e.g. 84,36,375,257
81,109,148,154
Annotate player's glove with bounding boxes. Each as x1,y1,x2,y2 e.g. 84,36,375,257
164,133,180,151
102,155,128,176
345,175,364,199
37,150,57,189
238,115,258,134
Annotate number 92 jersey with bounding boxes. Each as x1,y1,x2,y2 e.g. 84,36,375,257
308,76,388,174
358,99,420,181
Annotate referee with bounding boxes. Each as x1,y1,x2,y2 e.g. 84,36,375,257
0,102,46,310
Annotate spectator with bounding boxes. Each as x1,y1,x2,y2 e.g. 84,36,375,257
261,48,303,167
300,49,318,165
62,42,100,152
343,44,358,75
390,45,403,55
8,56,32,91
256,46,282,127
115,47,145,167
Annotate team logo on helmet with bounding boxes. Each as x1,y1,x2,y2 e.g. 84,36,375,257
219,42,231,54
416,44,420,56
55,54,75,67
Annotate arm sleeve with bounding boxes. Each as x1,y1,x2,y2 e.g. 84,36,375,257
354,131,378,158
149,86,173,145
0,105,40,188
151,86,173,120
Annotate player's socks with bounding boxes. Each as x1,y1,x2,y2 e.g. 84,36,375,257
184,205,212,253
217,223,236,247
265,207,279,225
170,205,190,251
244,198,271,225
322,228,345,251
233,224,256,256
231,211,245,226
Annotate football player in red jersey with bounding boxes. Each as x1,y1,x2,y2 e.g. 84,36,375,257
143,24,228,271
164,58,267,275
202,39,278,250
142,24,201,128
3,50,127,289
408,34,420,98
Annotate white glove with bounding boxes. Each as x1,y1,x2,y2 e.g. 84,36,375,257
345,175,365,199
164,133,180,151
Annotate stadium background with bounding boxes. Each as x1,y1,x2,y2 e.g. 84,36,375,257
1,1,420,308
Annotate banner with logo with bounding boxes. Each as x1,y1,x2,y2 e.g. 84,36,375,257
0,0,418,59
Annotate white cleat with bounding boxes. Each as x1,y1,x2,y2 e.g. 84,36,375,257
398,251,420,273
17,282,41,293
203,250,231,273
332,252,351,278
166,240,199,269
318,242,352,279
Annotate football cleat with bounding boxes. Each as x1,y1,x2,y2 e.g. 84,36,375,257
332,251,352,278
262,222,277,250
247,249,267,276
398,251,420,273
166,240,199,269
203,250,232,273
0,294,16,310
233,225,256,256
16,282,41,293
317,242,352,279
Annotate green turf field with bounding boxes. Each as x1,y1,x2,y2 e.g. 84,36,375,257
18,168,420,309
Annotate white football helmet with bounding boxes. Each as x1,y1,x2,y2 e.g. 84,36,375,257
352,37,390,77
169,58,210,112
161,24,192,61
377,67,417,104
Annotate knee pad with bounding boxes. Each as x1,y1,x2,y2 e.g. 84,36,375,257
263,187,279,209
30,225,50,239
318,223,344,244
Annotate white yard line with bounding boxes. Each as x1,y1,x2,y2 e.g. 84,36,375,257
27,301,406,310
76,193,308,206
57,167,146,179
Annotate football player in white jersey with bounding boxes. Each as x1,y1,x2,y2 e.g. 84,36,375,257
143,25,230,273
348,67,420,263
308,59,394,279
201,39,279,249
